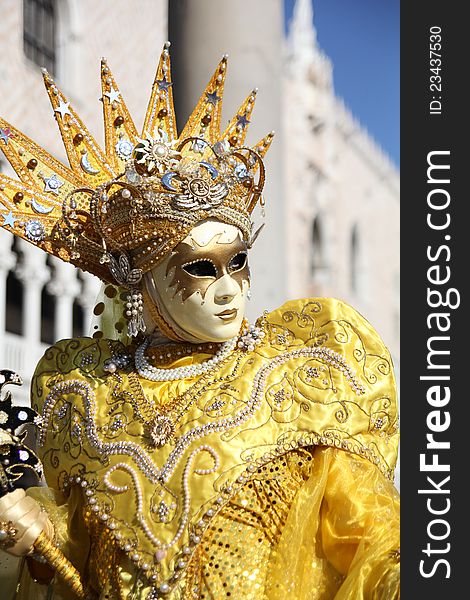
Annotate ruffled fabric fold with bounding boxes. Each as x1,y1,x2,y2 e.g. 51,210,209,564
266,447,399,599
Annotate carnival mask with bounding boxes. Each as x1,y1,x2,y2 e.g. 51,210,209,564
144,220,250,342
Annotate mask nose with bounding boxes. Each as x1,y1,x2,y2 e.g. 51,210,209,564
213,274,239,304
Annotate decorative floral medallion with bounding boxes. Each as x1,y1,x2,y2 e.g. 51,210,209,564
115,137,134,160
134,130,180,175
172,173,228,210
24,219,46,242
149,415,175,447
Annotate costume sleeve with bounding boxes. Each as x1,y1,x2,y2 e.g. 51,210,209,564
321,448,400,599
29,341,92,569
13,342,92,600
266,446,399,599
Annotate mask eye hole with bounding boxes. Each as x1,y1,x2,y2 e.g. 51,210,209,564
228,252,248,273
183,259,217,278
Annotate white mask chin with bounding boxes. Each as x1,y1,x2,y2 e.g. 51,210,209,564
145,220,250,343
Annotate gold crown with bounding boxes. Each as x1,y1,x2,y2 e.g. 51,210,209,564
0,43,273,285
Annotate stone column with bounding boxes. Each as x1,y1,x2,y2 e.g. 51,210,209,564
80,271,102,336
15,240,49,368
47,257,81,342
168,0,286,318
16,241,48,344
0,230,16,363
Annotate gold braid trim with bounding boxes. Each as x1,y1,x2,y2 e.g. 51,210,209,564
33,531,86,599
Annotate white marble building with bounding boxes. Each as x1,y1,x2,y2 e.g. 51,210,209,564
0,0,399,407
284,0,400,366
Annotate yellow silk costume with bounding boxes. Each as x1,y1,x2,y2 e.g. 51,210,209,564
14,297,399,600
0,44,398,600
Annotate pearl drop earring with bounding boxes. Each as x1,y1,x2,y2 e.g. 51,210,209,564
125,289,146,336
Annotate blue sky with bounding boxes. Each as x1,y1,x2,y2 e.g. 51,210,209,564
284,0,400,167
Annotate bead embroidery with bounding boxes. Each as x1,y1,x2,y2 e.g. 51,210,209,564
39,346,366,486
33,298,398,598
38,380,162,482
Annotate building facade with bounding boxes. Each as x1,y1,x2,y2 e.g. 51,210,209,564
0,0,167,404
0,0,399,409
284,0,400,367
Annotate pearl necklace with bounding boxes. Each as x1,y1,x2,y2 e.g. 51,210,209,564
134,335,238,381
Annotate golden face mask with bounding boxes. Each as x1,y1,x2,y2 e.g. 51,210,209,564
145,221,250,343
166,233,250,301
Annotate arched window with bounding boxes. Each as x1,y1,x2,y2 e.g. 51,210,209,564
5,238,23,336
311,216,325,276
40,256,56,345
351,225,359,295
350,224,368,299
23,0,57,74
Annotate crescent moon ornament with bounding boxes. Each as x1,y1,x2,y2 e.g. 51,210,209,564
162,172,179,191
31,197,54,214
200,161,218,179
80,152,100,175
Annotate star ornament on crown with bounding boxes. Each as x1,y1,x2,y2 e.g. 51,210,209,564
0,42,273,298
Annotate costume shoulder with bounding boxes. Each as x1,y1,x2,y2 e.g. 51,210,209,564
30,337,122,412
262,297,392,360
257,297,399,478
30,337,127,490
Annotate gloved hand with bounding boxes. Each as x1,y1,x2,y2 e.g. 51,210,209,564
0,489,54,557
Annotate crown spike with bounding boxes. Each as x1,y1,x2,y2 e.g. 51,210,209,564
1,51,272,285
42,70,114,185
0,171,64,251
178,55,228,145
0,117,83,193
253,130,275,159
100,58,139,173
142,44,177,142
222,88,258,148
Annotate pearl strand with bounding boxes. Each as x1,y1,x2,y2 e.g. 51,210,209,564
102,447,219,556
104,463,162,547
156,445,220,554
135,335,238,382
